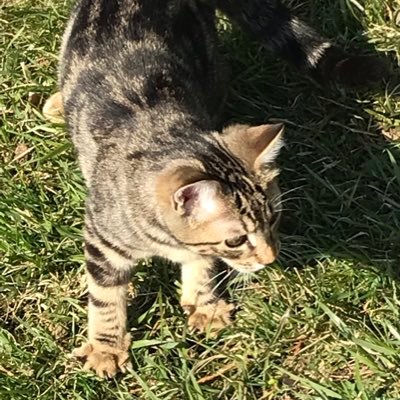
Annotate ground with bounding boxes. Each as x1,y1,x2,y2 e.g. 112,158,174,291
1,0,400,399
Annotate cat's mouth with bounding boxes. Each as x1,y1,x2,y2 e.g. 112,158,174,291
234,263,267,273
222,259,269,274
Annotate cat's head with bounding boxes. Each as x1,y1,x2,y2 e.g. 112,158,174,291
157,123,284,273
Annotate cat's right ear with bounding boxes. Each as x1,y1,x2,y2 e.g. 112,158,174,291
156,164,224,222
173,180,221,220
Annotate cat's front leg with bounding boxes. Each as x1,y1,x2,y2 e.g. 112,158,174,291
73,224,133,378
181,258,234,332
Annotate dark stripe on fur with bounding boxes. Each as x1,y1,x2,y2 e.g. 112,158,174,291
66,0,93,55
97,332,118,339
184,240,222,246
89,293,113,308
86,259,131,287
85,240,103,259
137,224,175,246
85,216,132,260
103,316,118,323
103,324,120,333
94,0,121,40
96,333,119,343
95,337,117,346
99,309,114,316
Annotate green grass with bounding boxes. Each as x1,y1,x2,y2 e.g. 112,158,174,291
1,0,399,399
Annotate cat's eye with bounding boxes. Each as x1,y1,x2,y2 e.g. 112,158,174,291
225,235,248,248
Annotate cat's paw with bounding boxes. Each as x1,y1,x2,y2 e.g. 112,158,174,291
184,300,235,333
72,333,132,378
42,92,65,123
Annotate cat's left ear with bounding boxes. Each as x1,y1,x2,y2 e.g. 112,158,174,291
222,123,284,172
248,123,284,169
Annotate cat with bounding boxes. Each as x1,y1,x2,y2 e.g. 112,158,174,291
43,0,388,122
55,0,284,377
46,0,386,378
43,0,389,121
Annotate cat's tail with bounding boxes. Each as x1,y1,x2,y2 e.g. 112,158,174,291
42,91,65,123
218,0,389,87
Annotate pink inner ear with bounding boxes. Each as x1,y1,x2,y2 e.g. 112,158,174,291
174,180,221,219
174,184,199,215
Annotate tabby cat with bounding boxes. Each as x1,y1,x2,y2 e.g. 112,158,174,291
46,0,385,377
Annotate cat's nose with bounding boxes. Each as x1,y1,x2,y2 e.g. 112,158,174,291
258,245,278,265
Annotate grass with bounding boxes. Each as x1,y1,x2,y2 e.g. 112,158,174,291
0,0,399,398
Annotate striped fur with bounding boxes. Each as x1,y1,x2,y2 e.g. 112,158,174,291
54,0,385,377
58,0,285,377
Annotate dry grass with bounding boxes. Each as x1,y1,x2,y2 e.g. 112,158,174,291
1,0,400,398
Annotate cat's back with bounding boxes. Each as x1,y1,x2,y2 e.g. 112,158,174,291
60,0,218,102
59,0,221,184
62,0,177,59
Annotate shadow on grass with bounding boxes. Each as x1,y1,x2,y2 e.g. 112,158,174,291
119,2,400,332
218,1,400,278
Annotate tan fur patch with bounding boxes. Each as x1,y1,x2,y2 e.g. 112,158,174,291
180,257,214,307
155,161,206,210
73,333,132,378
187,300,234,333
42,92,64,123
221,123,284,171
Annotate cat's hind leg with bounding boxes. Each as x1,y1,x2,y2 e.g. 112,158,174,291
42,91,65,123
73,218,133,377
180,258,234,333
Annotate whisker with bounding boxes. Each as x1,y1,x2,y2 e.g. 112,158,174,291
280,240,318,252
226,270,258,302
236,273,257,302
197,269,228,294
273,196,306,207
279,249,298,256
211,268,234,297
274,207,296,212
220,269,242,297
272,185,305,200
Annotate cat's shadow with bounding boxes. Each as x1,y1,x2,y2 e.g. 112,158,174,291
218,1,400,279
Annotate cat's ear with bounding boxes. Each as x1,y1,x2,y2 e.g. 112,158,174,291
173,180,221,220
222,123,284,171
248,123,284,169
156,164,222,221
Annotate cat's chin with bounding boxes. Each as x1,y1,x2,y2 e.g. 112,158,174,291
222,259,267,274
